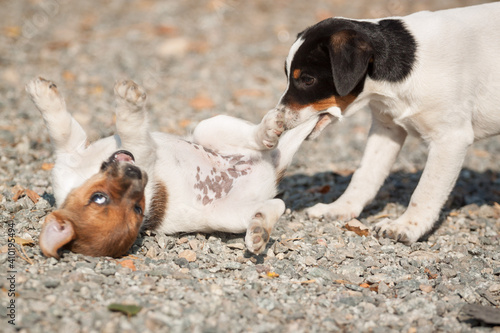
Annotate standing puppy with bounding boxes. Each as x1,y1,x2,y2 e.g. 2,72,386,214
274,3,500,243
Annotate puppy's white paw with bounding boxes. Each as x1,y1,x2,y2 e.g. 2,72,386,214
245,212,272,254
306,202,362,221
256,109,284,149
373,218,422,244
114,79,147,111
26,77,65,113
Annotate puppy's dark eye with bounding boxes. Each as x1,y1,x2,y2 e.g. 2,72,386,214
90,192,109,205
134,204,143,215
301,75,316,86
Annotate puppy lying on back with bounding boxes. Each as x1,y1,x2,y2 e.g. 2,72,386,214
27,77,321,258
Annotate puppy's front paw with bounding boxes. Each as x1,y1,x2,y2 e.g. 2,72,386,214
26,77,65,113
114,79,147,111
373,218,422,244
256,109,284,149
245,212,272,254
306,202,361,221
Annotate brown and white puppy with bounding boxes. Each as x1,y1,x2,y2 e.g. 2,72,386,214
274,3,500,243
27,77,320,258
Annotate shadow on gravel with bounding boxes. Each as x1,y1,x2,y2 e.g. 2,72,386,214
279,168,500,217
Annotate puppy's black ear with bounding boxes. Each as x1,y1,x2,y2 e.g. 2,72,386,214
327,30,373,96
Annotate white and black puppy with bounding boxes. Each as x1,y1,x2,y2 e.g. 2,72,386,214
27,77,319,258
275,3,500,243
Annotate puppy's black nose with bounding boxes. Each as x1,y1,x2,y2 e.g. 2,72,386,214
125,165,142,180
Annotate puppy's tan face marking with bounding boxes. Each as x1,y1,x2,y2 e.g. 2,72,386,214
285,93,357,113
40,155,148,258
293,69,301,79
310,94,357,112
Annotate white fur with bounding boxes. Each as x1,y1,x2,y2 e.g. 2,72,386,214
289,3,500,243
27,78,318,254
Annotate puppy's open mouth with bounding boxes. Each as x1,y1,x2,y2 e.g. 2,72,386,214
112,150,135,164
101,150,136,171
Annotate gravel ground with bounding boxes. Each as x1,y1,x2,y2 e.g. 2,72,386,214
1,0,499,332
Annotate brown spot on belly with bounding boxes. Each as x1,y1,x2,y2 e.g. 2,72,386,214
142,181,168,231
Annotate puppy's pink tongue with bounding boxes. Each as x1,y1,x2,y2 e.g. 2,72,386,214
115,153,134,163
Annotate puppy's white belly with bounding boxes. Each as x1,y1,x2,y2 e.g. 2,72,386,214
151,135,277,234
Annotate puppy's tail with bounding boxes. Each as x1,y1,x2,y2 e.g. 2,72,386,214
273,116,319,176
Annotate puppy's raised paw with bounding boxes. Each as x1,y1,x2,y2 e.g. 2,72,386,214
256,108,284,149
26,77,65,113
245,212,271,254
114,79,147,111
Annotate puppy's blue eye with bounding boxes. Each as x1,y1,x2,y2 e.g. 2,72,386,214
90,193,109,205
134,204,143,215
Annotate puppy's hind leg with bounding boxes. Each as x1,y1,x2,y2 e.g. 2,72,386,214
245,199,286,254
114,80,156,165
26,77,88,153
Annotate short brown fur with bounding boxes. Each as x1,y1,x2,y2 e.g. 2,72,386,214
40,162,147,258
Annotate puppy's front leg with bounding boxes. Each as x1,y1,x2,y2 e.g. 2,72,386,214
375,132,472,243
26,77,88,153
307,116,407,220
114,80,156,166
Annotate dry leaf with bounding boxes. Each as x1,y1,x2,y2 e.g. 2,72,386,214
11,185,25,202
334,279,351,285
424,268,438,280
118,259,137,271
90,85,104,95
190,94,215,110
179,250,196,262
62,71,76,82
14,237,35,246
4,26,21,38
266,271,279,278
41,162,54,171
179,119,191,128
344,219,370,237
359,283,370,288
306,185,331,194
301,279,316,284
154,24,178,36
25,189,40,204
472,149,490,158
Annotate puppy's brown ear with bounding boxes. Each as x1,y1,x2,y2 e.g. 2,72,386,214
39,212,75,259
328,29,373,96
